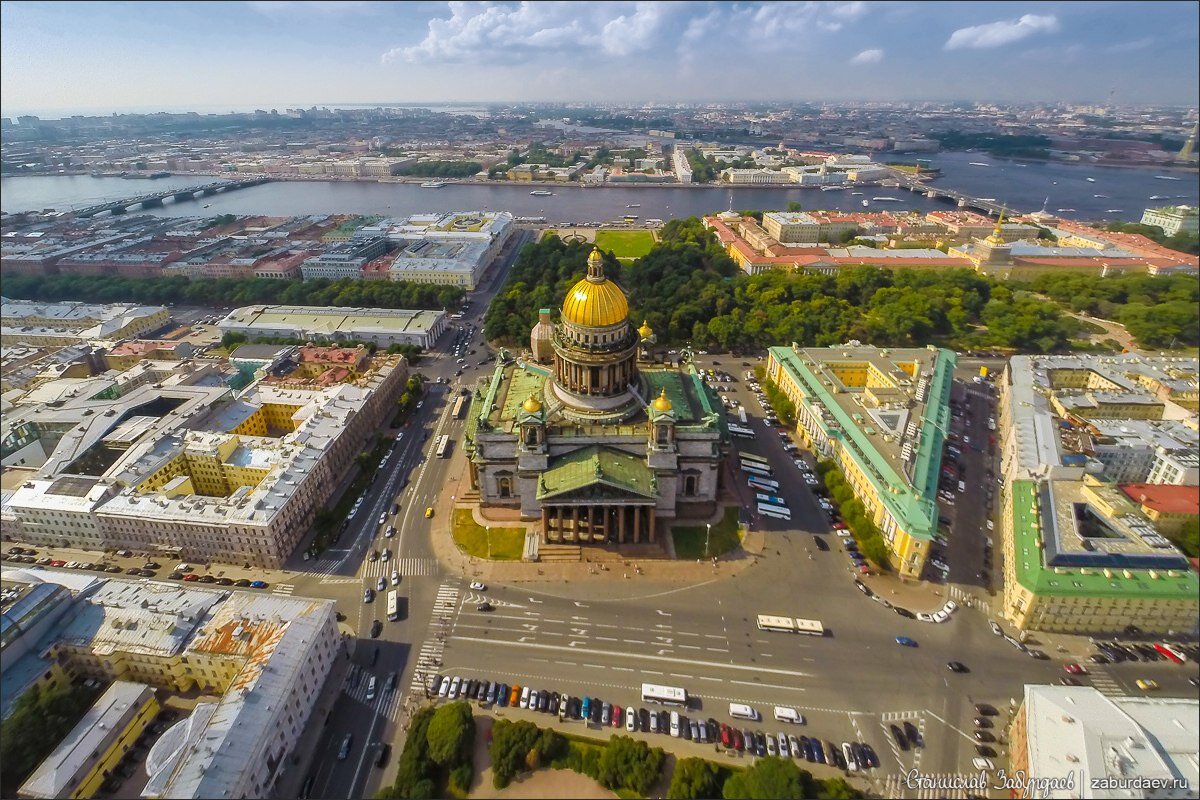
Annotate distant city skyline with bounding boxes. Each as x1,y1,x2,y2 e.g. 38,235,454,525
1,1,1198,118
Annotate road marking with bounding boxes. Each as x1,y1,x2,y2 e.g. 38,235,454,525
656,610,672,616
450,636,815,679
679,644,701,650
623,639,645,644
729,679,807,692
595,636,618,642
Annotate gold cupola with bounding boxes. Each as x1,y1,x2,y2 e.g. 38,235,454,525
652,388,673,413
637,320,654,339
561,248,630,328
522,394,543,414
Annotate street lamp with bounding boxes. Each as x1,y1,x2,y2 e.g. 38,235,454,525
705,523,712,559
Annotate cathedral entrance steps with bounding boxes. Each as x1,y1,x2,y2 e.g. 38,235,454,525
537,544,582,562
579,543,668,561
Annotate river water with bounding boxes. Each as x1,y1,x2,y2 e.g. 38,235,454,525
2,151,1195,223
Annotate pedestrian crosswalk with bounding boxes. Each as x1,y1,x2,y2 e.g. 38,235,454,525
880,710,923,722
1090,667,1123,696
342,664,405,723
272,583,295,595
408,639,446,698
359,555,438,580
319,576,359,585
884,773,980,799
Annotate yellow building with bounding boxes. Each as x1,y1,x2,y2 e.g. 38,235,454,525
18,681,159,800
766,344,955,578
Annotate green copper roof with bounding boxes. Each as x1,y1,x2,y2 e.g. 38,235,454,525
536,445,657,500
1011,480,1199,599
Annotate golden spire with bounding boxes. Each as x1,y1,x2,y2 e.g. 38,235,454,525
637,319,654,339
586,247,605,281
985,210,1006,245
522,394,543,414
652,388,673,413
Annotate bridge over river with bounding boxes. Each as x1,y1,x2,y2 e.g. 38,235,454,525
73,177,272,218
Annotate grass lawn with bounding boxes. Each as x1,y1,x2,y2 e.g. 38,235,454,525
452,508,526,560
671,506,743,559
594,229,656,260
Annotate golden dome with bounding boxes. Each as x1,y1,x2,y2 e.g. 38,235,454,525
652,388,673,412
522,394,543,413
561,249,630,328
637,320,654,339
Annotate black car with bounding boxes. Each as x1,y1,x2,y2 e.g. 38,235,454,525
890,724,909,751
974,717,993,729
143,561,161,570
235,578,252,587
947,661,969,673
813,536,829,551
895,607,916,619
976,745,997,758
861,744,880,769
126,567,142,575
168,572,184,580
851,742,867,768
754,732,767,756
974,731,996,743
198,575,216,583
539,690,550,712
975,703,998,716
370,620,383,638
904,720,923,748
138,569,156,578
797,735,812,761
374,742,392,769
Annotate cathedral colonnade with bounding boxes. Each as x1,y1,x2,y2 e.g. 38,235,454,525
541,504,656,544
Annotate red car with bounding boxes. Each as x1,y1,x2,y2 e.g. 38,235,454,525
732,729,745,751
611,704,622,727
832,522,848,530
183,573,201,582
49,559,66,567
720,724,732,747
1064,663,1087,675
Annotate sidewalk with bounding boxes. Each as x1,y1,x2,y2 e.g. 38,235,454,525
430,451,765,587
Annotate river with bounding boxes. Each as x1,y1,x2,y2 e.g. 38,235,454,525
1,151,1195,223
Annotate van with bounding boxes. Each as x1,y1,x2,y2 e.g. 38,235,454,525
957,480,966,493
729,703,760,721
773,706,805,724
670,711,681,737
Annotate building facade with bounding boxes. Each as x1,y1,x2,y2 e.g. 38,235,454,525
1141,205,1198,236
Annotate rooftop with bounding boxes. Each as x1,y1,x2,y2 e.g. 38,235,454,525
1120,484,1200,516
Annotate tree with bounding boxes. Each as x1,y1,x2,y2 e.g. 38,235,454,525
596,735,665,795
817,777,862,799
786,201,803,212
424,701,474,766
668,757,724,799
722,757,811,800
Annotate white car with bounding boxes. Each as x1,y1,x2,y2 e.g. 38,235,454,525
469,581,486,591
917,612,935,623
990,620,1003,636
972,757,995,771
804,476,818,486
625,707,636,731
943,600,959,614
932,609,950,623
391,571,400,587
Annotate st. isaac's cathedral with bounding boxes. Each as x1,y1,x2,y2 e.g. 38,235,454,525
463,249,726,546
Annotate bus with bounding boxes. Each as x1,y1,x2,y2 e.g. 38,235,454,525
641,683,688,707
451,395,468,419
434,434,451,458
386,590,400,622
737,406,748,424
739,461,773,477
728,424,755,439
758,503,792,521
755,493,787,507
757,615,824,636
740,451,770,466
747,475,780,492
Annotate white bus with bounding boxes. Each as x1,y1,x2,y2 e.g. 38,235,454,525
451,395,468,419
758,615,823,635
746,475,780,492
758,503,792,520
641,683,688,707
729,702,760,721
434,434,451,458
739,461,773,477
386,590,400,622
728,424,755,439
755,493,787,507
740,451,770,466
737,407,748,424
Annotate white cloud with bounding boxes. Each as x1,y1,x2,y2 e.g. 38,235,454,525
944,13,1059,50
850,48,883,64
1106,36,1153,53
386,1,674,64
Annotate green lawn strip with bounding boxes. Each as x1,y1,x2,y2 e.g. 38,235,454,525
671,506,742,559
451,508,526,560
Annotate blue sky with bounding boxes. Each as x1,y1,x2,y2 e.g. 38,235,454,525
1,1,1196,117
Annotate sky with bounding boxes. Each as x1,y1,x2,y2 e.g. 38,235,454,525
1,1,1197,117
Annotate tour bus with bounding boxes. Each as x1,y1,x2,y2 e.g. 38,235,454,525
729,703,760,721
641,683,688,707
434,434,451,458
739,461,773,477
758,615,823,635
746,475,780,492
739,451,770,466
386,590,400,622
758,503,792,521
451,395,468,419
728,424,755,439
755,493,787,507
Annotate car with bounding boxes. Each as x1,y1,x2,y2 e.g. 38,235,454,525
601,703,612,726
105,565,122,573
252,580,269,591
363,588,375,603
370,619,383,638
764,734,776,756
861,743,879,769
368,550,379,562
183,573,200,582
974,730,996,743
625,706,636,731
1064,663,1087,675
972,757,996,771
519,686,531,708
947,661,969,673
52,560,69,568
890,724,909,751
198,575,217,584
235,578,252,587
168,571,184,580
469,582,486,591
903,721,923,748
1136,679,1160,691
381,549,391,562
916,612,935,623
143,561,161,570
895,636,918,647
390,571,400,587
648,709,658,732
425,507,434,518
138,569,156,578
376,577,387,592
841,742,857,771
337,734,353,760
540,690,551,712
1060,676,1083,686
